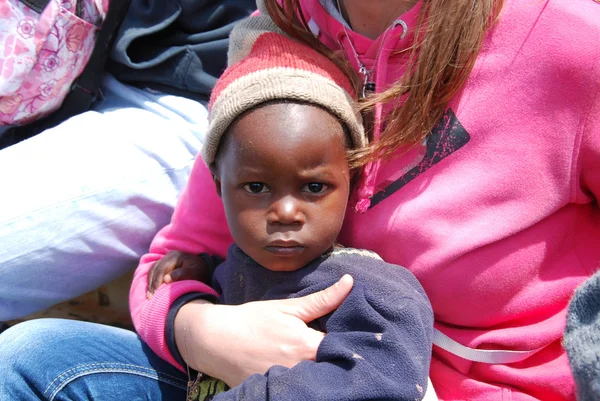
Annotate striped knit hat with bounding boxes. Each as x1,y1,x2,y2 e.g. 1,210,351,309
201,32,365,166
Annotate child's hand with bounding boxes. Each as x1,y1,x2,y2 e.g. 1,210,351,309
147,251,212,298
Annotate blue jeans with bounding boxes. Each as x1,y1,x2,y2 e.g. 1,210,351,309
0,74,207,320
0,319,188,400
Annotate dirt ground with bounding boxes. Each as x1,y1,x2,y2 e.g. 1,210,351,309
7,270,134,331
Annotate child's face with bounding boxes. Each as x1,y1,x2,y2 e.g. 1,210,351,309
213,102,351,272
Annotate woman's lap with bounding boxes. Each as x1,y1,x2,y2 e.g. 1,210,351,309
0,319,188,401
0,74,208,320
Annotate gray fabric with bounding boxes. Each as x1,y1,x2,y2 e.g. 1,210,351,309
108,0,256,101
319,0,350,27
564,269,600,401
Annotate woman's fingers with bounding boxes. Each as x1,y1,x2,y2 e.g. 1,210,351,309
301,328,327,361
283,274,354,322
174,278,353,387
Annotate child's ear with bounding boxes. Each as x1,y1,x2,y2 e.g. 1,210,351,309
213,175,223,198
349,168,360,193
209,164,222,198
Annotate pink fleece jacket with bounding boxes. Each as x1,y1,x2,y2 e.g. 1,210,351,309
130,0,600,399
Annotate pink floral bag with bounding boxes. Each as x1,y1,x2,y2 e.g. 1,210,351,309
0,0,109,126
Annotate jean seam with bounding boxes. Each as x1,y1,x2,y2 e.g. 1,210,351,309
44,363,187,400
45,362,183,390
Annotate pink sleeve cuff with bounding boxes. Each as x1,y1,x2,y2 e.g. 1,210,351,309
134,280,219,371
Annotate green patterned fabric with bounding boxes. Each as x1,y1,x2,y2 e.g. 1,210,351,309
187,372,230,401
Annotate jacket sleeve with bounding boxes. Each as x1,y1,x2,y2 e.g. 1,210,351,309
212,270,434,401
129,155,232,370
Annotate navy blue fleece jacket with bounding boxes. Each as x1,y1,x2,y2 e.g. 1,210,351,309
108,0,256,102
206,244,434,401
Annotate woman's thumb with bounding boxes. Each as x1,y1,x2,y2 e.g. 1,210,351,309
287,274,353,322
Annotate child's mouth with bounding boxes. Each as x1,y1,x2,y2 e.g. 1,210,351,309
265,244,305,256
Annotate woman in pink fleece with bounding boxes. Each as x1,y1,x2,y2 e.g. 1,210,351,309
131,0,600,399
0,0,598,400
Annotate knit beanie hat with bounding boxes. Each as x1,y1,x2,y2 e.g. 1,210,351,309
564,270,600,400
201,32,366,166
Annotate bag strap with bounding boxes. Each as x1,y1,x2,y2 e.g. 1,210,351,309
0,0,131,149
20,0,49,13
433,328,547,364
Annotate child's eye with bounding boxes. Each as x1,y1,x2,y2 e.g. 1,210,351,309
243,183,268,193
303,183,328,194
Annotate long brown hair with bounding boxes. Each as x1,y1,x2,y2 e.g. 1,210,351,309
264,0,504,166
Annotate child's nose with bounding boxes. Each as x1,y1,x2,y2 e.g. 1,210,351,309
267,196,305,225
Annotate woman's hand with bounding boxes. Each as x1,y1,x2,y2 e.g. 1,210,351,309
174,274,354,387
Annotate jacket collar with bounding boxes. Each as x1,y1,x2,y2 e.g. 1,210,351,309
304,0,422,58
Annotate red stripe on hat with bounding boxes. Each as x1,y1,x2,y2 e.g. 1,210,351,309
209,33,355,110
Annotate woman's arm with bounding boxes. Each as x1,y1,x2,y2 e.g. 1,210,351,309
174,276,355,385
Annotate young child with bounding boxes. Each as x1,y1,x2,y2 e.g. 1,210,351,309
148,32,434,401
